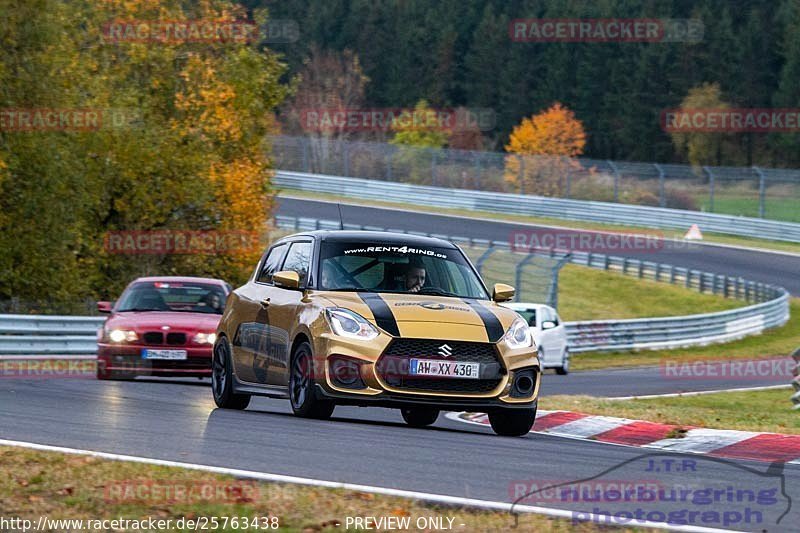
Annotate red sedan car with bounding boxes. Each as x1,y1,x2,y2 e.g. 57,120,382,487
96,276,231,380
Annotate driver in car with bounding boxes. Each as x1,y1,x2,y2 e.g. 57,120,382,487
403,258,426,293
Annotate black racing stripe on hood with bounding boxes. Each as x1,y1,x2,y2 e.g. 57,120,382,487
358,293,400,337
462,299,504,342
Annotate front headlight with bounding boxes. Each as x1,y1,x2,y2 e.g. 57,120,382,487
108,329,138,343
504,317,532,349
193,332,217,345
325,308,379,340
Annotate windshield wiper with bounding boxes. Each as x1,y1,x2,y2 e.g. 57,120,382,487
323,287,370,292
416,287,459,297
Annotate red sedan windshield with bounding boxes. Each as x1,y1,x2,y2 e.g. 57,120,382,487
116,282,226,314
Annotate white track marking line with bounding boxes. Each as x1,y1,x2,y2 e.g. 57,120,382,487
0,438,737,533
278,193,800,258
605,384,791,400
543,415,632,438
643,429,760,454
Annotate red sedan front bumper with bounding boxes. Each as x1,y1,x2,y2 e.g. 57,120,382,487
97,343,212,377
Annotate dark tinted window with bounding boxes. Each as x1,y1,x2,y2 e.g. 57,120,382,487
116,282,226,314
318,240,488,299
281,241,312,285
257,244,287,283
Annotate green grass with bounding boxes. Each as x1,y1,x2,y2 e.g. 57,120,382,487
0,446,630,532
695,195,800,223
557,265,741,321
541,388,800,435
572,299,800,371
278,189,800,255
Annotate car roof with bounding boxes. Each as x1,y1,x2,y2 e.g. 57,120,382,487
132,276,227,286
279,230,458,249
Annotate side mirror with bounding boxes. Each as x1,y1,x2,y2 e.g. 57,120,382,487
542,320,557,330
492,283,515,303
273,270,301,289
97,301,112,314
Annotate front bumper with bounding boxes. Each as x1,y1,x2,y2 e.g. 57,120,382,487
97,344,212,376
313,332,540,407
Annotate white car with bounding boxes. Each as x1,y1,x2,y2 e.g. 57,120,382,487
501,303,569,375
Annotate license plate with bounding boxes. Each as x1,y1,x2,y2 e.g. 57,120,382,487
142,349,187,360
409,359,480,379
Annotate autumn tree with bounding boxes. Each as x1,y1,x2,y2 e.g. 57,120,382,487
504,103,586,196
0,0,288,308
669,83,735,168
388,100,449,184
280,46,368,174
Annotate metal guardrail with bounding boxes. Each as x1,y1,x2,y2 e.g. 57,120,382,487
792,348,800,410
274,215,790,353
272,135,800,222
0,315,103,355
274,170,800,243
0,215,790,355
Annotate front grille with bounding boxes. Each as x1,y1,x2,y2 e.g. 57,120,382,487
143,332,163,345
376,338,504,394
166,332,187,345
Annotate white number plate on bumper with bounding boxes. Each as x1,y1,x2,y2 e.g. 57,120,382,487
141,349,187,360
409,359,480,379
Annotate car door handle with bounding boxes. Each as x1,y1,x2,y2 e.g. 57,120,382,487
260,297,271,308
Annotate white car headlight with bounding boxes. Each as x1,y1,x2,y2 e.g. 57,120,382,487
504,317,532,349
108,329,138,343
193,332,217,345
325,308,379,340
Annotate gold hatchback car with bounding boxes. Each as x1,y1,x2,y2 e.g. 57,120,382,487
212,231,541,436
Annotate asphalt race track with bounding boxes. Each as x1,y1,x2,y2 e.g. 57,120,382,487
276,196,800,296
1,377,798,532
2,198,796,531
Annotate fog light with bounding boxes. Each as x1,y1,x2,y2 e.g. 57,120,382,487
510,368,537,398
329,356,366,389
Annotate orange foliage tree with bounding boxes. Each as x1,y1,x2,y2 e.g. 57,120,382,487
504,103,586,196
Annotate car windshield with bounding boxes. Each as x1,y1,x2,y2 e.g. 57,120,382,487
318,241,489,299
515,309,537,327
116,282,226,314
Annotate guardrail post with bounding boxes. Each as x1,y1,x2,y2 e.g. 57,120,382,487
302,140,310,172
654,163,665,207
703,166,714,213
473,153,481,189
669,265,676,284
475,245,496,275
792,347,800,410
637,261,644,278
753,166,766,218
515,252,538,302
699,272,705,293
723,276,730,298
385,150,393,181
608,160,620,202
343,142,350,177
565,166,572,198
621,257,628,274
655,263,661,282
430,149,438,186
